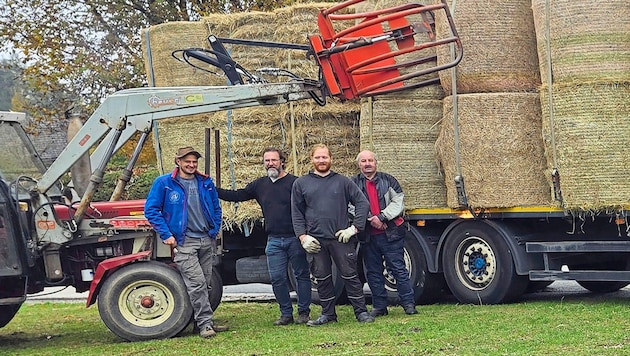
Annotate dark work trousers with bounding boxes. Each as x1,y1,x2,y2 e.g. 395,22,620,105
173,236,216,329
363,232,415,309
308,237,367,318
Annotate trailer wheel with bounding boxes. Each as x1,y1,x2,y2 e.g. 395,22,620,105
0,304,21,328
574,260,630,293
98,261,195,341
442,221,527,304
404,236,445,305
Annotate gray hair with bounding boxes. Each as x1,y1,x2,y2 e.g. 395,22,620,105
355,150,378,164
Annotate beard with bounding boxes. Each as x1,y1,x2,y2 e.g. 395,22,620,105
313,161,331,174
267,167,280,179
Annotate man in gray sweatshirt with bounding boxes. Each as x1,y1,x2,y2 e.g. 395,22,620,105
291,143,374,326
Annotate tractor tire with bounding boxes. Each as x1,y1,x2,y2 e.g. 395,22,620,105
98,261,198,341
0,304,21,328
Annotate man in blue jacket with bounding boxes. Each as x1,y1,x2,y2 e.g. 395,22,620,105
145,146,226,338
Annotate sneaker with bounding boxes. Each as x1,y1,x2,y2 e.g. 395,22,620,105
403,304,418,315
306,315,337,326
273,315,294,326
356,311,375,323
295,312,310,324
369,308,388,318
199,325,216,338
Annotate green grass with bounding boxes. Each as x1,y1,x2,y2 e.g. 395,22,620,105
2,300,630,355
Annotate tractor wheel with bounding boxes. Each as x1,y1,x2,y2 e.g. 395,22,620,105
0,304,21,328
98,261,195,341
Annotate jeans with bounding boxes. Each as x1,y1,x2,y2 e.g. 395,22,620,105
265,236,311,317
173,236,216,328
363,233,414,309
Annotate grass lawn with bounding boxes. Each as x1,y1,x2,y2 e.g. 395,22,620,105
1,298,630,355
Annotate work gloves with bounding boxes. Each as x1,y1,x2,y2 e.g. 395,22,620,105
335,225,358,243
301,235,321,253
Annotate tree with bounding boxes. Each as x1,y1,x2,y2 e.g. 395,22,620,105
0,0,299,165
0,0,299,121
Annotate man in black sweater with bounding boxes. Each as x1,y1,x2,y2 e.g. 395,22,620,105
217,147,311,326
291,143,374,326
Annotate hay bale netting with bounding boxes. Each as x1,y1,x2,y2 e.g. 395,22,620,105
532,0,630,85
142,21,213,86
540,82,630,210
436,93,551,208
434,0,541,93
360,98,447,208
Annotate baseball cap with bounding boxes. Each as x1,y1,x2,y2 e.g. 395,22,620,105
175,146,202,159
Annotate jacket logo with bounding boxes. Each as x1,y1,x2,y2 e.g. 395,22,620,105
169,191,181,202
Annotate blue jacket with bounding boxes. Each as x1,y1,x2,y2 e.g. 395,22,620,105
145,168,222,246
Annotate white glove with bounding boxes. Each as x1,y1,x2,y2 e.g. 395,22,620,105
301,235,321,253
335,226,358,243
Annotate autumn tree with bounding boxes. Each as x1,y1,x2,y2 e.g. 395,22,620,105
0,0,298,164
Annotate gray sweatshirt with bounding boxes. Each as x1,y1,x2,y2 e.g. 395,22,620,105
291,171,369,239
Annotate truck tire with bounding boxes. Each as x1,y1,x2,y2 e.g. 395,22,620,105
404,237,445,305
0,304,21,328
442,221,528,304
574,260,630,293
362,236,444,306
98,261,205,341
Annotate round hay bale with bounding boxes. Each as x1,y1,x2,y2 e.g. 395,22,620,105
142,21,213,87
436,93,551,208
532,0,630,85
434,0,541,93
360,99,446,208
540,82,630,210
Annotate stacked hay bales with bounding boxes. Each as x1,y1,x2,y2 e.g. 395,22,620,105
360,98,446,208
142,4,361,227
356,0,447,209
434,0,540,93
532,0,630,210
436,93,549,208
431,0,550,209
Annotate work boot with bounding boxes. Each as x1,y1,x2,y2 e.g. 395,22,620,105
199,325,216,338
369,308,388,318
356,311,375,323
403,304,418,315
295,312,310,324
306,315,337,326
273,315,294,326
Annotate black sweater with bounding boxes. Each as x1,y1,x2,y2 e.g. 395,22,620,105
217,174,297,236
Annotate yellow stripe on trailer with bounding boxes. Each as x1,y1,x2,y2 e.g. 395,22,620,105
406,205,630,221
